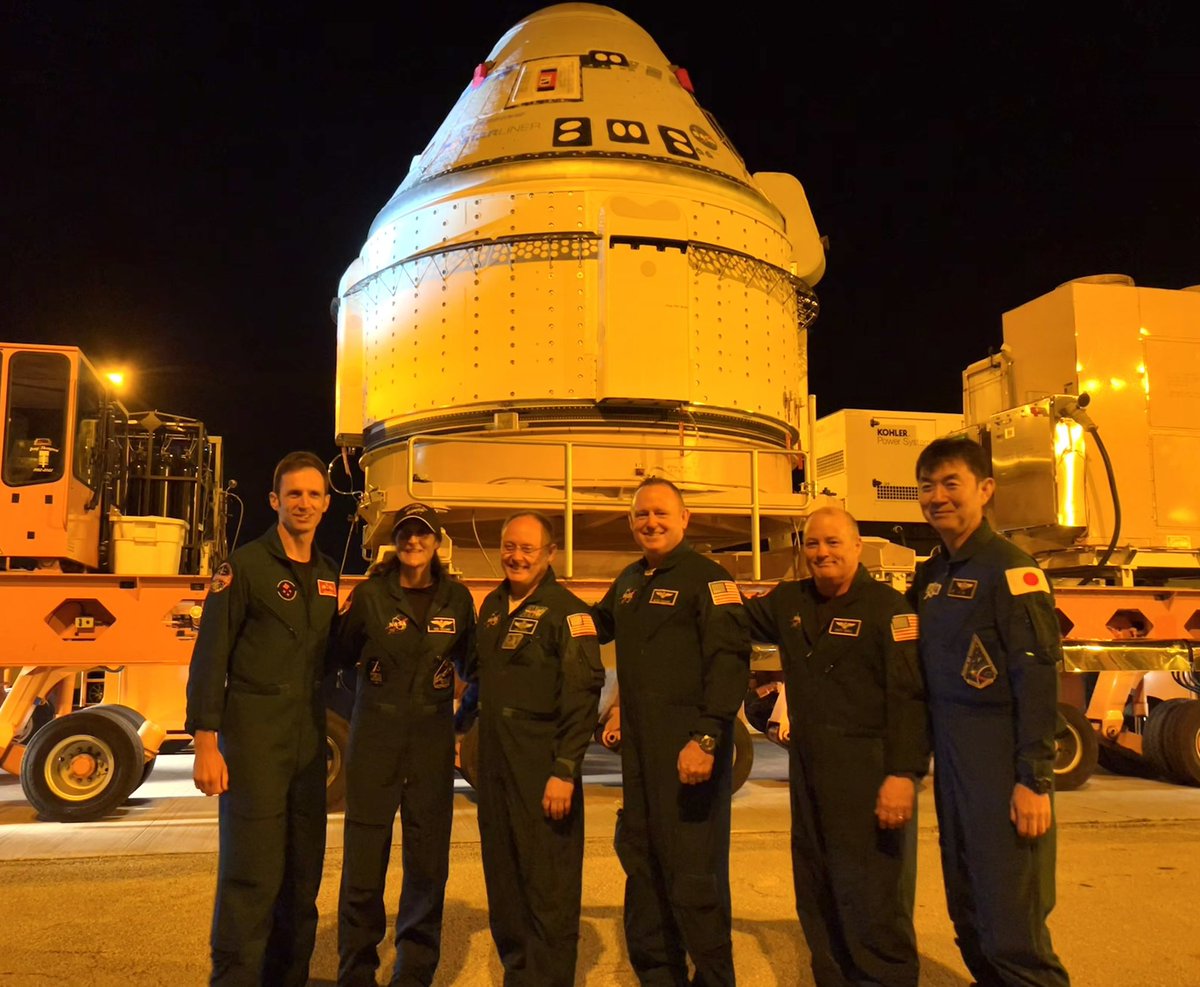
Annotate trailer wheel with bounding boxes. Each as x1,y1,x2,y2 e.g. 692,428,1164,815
457,720,480,789
1143,698,1188,780
20,709,143,822
1162,700,1200,786
325,709,350,813
88,705,156,795
731,717,754,794
1053,703,1097,791
1097,741,1152,778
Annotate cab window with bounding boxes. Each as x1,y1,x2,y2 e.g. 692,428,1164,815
3,351,70,486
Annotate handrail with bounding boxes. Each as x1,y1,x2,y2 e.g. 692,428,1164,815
401,434,811,579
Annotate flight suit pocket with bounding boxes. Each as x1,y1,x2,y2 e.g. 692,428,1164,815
961,632,1000,690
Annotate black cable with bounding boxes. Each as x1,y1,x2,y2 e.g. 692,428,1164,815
1091,428,1121,569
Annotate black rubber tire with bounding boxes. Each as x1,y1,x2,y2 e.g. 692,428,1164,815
1161,699,1200,786
730,717,754,794
325,709,350,813
1097,741,1153,778
20,709,144,822
457,720,480,790
1143,698,1188,780
88,705,155,796
1053,703,1098,791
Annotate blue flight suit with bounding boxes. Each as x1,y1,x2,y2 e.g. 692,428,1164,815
474,568,605,987
185,526,340,987
745,565,928,987
593,540,750,987
331,572,476,987
913,519,1069,987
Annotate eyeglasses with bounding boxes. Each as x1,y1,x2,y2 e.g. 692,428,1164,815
395,524,435,541
500,542,547,558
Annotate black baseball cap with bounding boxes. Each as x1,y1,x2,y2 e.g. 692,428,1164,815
391,503,442,540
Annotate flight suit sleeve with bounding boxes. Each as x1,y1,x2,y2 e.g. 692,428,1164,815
742,587,780,645
327,585,368,672
880,597,930,777
591,578,617,644
184,559,249,734
996,566,1061,791
695,578,752,740
452,591,477,683
550,610,606,780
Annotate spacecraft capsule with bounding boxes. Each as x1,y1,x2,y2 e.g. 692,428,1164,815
335,2,825,562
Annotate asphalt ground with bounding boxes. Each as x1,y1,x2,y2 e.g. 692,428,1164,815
2,740,1200,986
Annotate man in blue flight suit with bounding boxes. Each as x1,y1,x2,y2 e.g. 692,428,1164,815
913,436,1070,987
744,505,928,987
474,511,605,987
186,451,340,987
593,477,750,987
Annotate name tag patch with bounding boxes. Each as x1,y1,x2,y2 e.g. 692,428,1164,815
277,580,297,602
428,616,457,634
317,579,337,597
708,580,741,606
567,612,597,637
523,605,548,618
510,617,539,634
829,618,862,637
501,632,524,650
947,578,978,600
649,589,679,606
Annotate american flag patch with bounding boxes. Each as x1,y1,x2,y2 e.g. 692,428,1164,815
567,612,597,637
708,580,741,606
891,613,919,642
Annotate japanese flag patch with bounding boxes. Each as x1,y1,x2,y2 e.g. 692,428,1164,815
708,580,741,606
1005,566,1050,596
891,613,919,642
567,612,597,637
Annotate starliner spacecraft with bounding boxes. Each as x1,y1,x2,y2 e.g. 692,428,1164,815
334,2,826,575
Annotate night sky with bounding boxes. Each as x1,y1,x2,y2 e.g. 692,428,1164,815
7,2,1198,564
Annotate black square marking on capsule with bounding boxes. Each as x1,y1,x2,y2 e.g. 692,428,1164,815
658,125,698,159
554,117,592,147
607,119,649,144
583,50,629,68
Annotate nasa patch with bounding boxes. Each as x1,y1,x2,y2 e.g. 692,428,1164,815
485,612,501,628
387,614,409,635
620,587,637,605
649,589,679,607
828,618,862,638
277,580,298,602
210,562,233,594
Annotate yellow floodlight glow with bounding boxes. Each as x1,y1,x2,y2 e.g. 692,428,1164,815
1138,327,1149,336
1136,364,1145,375
105,371,126,390
1082,378,1102,393
1075,361,1083,373
1110,377,1128,391
1054,419,1084,528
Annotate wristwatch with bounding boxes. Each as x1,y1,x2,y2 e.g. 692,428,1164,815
692,733,718,755
1023,774,1053,795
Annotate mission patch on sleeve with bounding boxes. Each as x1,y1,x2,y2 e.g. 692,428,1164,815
210,561,233,593
1005,566,1050,596
567,612,597,637
708,580,741,606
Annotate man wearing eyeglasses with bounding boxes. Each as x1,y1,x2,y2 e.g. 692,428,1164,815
471,511,606,987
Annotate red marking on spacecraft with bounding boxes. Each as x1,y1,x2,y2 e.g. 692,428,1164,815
537,68,558,91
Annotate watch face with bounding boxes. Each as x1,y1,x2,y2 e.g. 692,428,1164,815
696,735,717,754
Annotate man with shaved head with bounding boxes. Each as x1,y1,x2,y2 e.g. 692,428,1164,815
744,505,929,987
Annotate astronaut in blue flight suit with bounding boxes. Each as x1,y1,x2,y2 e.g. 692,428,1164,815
912,436,1070,987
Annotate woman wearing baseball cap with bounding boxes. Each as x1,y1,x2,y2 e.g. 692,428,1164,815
330,503,476,986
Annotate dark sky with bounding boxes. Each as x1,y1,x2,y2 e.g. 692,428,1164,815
6,2,1197,561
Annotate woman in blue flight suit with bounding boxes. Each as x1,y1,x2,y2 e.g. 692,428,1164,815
333,503,476,987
